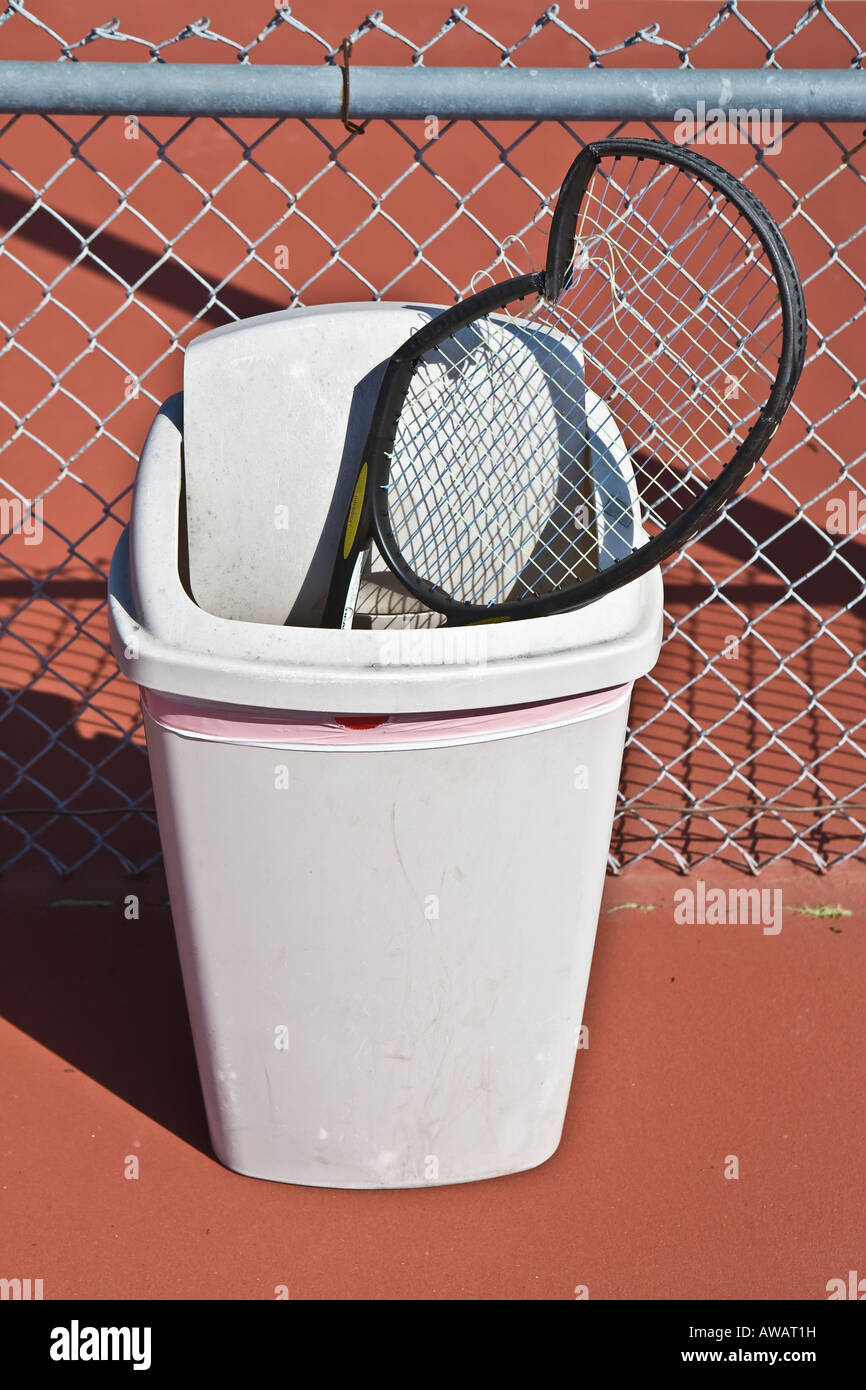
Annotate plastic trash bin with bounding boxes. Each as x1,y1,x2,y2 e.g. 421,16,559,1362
108,302,664,1189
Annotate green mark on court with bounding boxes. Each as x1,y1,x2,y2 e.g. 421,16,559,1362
789,904,852,919
50,899,114,908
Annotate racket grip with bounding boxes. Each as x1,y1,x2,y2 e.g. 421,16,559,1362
321,460,372,628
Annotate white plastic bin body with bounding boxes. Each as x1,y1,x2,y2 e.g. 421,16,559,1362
143,685,631,1187
108,301,664,1188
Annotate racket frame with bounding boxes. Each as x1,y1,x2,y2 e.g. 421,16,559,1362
327,140,806,626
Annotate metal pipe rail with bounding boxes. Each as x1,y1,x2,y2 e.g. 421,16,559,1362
0,62,863,121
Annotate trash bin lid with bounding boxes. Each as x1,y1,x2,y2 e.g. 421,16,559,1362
109,304,664,716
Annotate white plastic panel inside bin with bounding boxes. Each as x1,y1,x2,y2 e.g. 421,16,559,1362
182,303,439,628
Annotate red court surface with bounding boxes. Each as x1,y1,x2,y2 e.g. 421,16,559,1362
1,861,864,1301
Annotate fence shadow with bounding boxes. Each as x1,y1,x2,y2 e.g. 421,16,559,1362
0,878,213,1156
0,685,212,1156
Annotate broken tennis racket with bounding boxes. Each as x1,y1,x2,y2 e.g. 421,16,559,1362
324,138,806,627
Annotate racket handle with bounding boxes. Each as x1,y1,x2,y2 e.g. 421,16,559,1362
321,460,373,628
339,545,370,629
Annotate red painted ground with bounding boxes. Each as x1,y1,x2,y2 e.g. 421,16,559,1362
1,862,863,1301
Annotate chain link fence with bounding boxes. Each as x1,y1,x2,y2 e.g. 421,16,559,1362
0,1,864,876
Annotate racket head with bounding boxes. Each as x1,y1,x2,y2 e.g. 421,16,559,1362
364,140,806,623
371,273,644,620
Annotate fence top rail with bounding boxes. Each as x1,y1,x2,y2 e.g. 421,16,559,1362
0,61,863,121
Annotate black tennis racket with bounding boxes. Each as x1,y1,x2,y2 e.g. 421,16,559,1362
323,138,806,627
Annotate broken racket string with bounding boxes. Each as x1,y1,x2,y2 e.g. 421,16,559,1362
469,232,538,296
548,162,789,519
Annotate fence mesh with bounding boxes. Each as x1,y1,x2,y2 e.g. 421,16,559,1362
0,1,864,876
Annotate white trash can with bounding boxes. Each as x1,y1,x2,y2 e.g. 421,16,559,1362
108,303,663,1189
